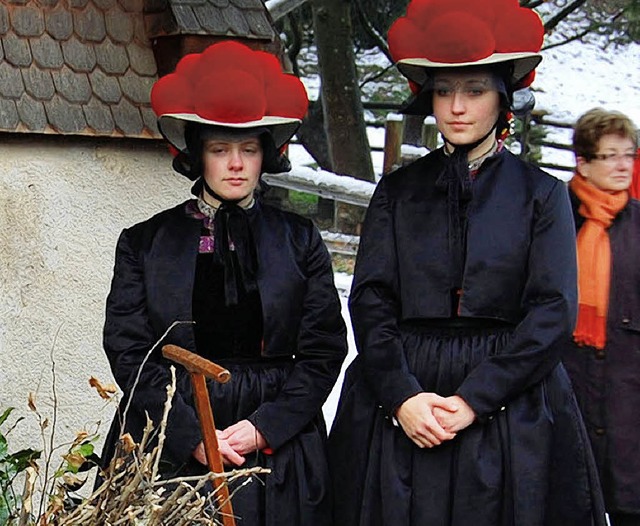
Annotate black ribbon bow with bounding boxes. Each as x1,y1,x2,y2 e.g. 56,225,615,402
212,201,259,306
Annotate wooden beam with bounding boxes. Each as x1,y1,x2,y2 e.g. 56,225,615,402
266,0,308,21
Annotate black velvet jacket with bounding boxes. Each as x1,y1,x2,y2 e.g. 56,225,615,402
103,199,347,464
350,148,578,419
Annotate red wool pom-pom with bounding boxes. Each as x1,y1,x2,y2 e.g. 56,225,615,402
254,50,284,85
423,12,496,63
494,7,544,53
194,41,265,86
174,53,201,79
266,74,308,119
150,73,194,116
408,0,487,28
388,17,428,62
193,70,267,123
483,0,521,25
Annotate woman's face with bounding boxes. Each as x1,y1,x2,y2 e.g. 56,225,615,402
432,69,501,152
576,134,636,193
202,136,263,203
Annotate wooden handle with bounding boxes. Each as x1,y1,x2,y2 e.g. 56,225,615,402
162,345,231,383
191,373,236,526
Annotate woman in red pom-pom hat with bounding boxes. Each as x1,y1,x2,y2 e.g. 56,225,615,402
99,41,347,525
329,1,607,525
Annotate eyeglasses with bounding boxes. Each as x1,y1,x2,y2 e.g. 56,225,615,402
590,152,638,163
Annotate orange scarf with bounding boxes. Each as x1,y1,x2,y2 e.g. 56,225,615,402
569,173,628,349
631,147,640,200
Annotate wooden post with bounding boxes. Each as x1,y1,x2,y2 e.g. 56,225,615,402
422,119,439,150
383,113,404,175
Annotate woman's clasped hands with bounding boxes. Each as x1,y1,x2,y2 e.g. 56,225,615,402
192,419,268,467
395,392,476,449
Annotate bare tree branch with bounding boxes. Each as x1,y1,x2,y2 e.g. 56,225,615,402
544,0,589,32
542,26,593,51
359,63,396,89
521,0,545,8
286,11,304,77
353,0,394,63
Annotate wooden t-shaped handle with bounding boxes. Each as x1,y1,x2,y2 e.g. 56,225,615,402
161,344,236,526
162,344,231,383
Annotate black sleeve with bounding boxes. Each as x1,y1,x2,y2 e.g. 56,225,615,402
456,180,578,420
103,228,202,464
248,225,348,450
348,178,424,414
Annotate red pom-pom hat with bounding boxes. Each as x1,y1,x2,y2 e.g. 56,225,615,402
388,0,544,89
151,41,309,152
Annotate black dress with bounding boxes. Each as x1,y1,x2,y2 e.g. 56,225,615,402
101,199,347,525
328,148,606,526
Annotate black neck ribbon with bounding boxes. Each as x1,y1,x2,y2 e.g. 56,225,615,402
435,125,497,291
202,178,259,307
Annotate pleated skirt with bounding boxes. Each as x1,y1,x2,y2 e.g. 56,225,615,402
328,324,606,526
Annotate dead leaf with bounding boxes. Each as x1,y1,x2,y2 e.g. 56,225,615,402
62,472,86,490
89,376,118,400
63,452,86,471
73,431,89,446
28,392,37,412
120,433,136,454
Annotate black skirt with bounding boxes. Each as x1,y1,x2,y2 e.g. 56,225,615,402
196,359,332,526
328,323,606,526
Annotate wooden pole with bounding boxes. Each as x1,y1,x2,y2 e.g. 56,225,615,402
190,373,236,526
162,345,235,526
383,114,404,175
422,121,439,151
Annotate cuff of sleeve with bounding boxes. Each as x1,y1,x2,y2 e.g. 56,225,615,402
455,383,501,424
247,405,284,451
164,401,203,465
365,369,423,416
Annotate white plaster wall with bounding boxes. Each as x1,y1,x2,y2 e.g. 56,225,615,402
0,134,192,461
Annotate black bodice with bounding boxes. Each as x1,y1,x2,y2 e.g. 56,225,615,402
192,252,264,360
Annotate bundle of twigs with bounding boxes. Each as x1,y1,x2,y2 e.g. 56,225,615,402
26,367,269,526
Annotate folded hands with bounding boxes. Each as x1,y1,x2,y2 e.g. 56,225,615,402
395,392,476,449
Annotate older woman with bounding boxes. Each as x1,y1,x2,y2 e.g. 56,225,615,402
100,41,347,525
562,108,640,526
328,1,605,525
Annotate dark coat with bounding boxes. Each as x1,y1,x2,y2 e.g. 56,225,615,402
562,192,640,514
330,148,606,526
102,199,347,466
349,148,578,418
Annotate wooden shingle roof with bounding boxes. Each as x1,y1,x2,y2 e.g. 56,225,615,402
0,0,277,140
146,0,276,40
